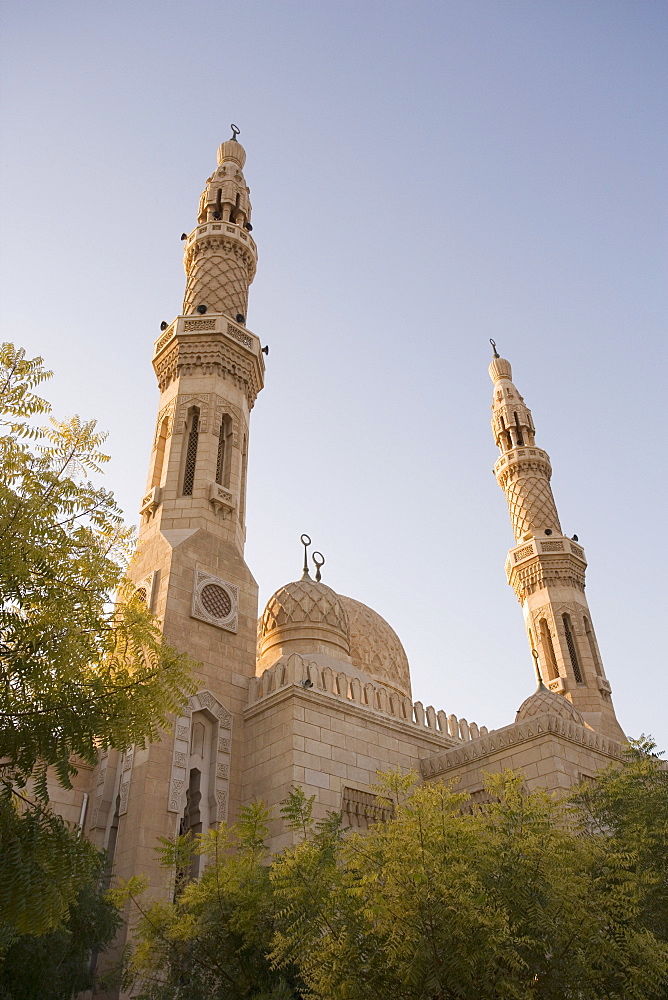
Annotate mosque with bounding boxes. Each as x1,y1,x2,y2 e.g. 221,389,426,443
58,134,627,943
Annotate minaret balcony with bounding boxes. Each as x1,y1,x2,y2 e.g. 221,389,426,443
152,314,265,402
209,482,237,518
493,446,551,478
139,485,161,515
505,534,588,601
184,222,258,274
506,535,587,569
185,221,257,255
153,314,262,358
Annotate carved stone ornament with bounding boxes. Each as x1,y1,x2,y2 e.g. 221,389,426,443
167,689,233,823
212,395,242,445
191,568,239,633
176,393,210,434
118,745,135,815
153,399,176,447
119,779,130,816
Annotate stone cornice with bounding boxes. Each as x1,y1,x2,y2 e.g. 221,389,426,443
152,315,264,403
420,712,623,779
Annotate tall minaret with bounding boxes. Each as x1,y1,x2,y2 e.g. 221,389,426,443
488,345,625,742
86,132,265,902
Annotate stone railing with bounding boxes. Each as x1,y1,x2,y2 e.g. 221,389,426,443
247,653,487,743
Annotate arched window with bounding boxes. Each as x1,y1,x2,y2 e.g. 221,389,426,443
182,407,200,496
216,415,233,487
583,616,602,676
175,768,202,898
539,618,558,680
152,417,169,489
562,613,584,683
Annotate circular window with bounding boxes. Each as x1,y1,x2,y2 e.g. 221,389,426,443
200,583,232,619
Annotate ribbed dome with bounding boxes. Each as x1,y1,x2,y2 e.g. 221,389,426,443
516,685,585,725
338,595,412,698
217,138,246,167
258,577,350,665
489,356,513,382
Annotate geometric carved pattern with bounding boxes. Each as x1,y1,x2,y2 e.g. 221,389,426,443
504,475,561,541
516,687,585,725
167,689,233,824
261,578,349,639
183,252,249,319
227,322,252,348
339,594,412,698
184,318,216,331
200,582,232,618
191,569,238,633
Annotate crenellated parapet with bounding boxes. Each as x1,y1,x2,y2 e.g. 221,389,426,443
248,653,487,742
421,711,623,783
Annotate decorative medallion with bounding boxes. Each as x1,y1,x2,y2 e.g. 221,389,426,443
191,569,238,633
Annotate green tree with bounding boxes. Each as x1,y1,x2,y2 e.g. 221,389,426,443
111,803,304,1000
0,870,121,1000
0,344,195,935
571,737,668,986
271,770,668,1000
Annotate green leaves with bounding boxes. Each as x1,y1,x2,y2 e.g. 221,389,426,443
118,809,305,1000
121,762,668,1000
0,870,121,999
0,343,195,938
271,770,668,1000
0,343,195,791
0,785,101,937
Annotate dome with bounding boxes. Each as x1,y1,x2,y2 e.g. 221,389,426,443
258,577,350,667
338,595,412,698
516,684,585,725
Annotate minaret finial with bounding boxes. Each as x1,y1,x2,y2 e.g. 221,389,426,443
490,338,500,359
230,123,240,141
300,534,312,580
312,551,325,583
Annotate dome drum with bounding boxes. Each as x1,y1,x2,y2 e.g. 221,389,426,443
259,621,352,669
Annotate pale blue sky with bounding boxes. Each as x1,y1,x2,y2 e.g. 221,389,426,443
1,0,666,742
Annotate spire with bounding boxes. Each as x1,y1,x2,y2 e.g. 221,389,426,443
489,348,561,541
488,348,625,742
182,128,257,321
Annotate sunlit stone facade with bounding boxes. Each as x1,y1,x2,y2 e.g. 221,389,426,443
61,138,627,993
